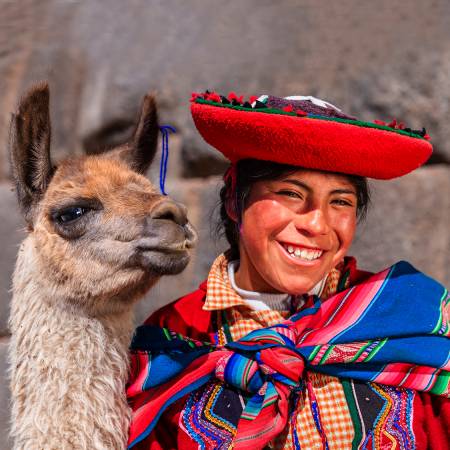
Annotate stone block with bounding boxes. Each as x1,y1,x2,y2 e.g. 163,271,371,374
350,165,449,285
348,55,450,163
0,337,13,450
0,184,25,336
1,0,450,176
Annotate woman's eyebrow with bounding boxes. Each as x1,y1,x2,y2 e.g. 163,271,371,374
281,179,357,196
282,179,311,192
331,188,357,196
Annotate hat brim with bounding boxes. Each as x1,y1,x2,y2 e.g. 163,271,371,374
191,101,432,180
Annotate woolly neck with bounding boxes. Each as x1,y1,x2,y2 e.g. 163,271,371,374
227,260,327,311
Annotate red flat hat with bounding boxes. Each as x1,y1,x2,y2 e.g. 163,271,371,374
190,92,432,179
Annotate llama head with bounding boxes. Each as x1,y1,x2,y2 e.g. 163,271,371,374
10,82,197,315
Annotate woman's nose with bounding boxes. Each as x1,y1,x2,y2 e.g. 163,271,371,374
294,208,329,236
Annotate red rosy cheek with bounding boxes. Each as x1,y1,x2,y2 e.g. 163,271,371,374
244,199,292,230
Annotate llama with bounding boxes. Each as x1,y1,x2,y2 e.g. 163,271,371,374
7,83,197,449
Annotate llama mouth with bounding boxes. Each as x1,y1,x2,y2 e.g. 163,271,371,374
134,247,191,275
133,238,193,274
137,245,190,255
132,223,197,274
136,235,195,254
137,223,197,252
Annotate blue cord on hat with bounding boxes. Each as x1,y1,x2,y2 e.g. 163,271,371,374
159,125,176,195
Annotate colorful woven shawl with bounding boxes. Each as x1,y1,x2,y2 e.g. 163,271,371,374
127,261,449,449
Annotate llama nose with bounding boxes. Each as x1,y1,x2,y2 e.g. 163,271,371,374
150,200,188,226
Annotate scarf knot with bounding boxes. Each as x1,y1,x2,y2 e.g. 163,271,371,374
216,326,305,397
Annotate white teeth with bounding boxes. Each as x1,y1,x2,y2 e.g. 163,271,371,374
283,244,323,261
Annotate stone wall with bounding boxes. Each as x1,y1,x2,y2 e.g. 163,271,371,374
0,1,449,448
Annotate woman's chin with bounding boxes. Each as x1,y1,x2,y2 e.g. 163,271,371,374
276,280,320,296
261,266,322,295
269,258,332,295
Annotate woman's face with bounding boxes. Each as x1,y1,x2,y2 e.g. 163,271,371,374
235,169,358,294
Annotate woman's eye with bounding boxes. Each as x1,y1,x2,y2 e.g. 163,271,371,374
56,207,88,224
277,190,302,199
332,199,352,207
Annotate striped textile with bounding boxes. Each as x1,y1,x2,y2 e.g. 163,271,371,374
127,261,449,449
207,254,354,449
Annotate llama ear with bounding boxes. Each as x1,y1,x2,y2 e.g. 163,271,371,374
119,93,159,174
9,82,54,223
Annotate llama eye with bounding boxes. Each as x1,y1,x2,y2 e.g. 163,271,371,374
56,207,88,224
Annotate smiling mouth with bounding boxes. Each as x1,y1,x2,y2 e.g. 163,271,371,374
280,242,324,261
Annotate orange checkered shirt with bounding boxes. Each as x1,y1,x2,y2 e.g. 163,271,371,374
203,253,354,449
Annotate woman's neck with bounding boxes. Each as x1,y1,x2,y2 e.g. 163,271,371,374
228,260,291,311
229,260,327,311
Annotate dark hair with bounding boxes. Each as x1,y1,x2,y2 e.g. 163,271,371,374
217,159,370,260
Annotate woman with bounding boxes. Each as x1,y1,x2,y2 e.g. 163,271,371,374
127,92,449,449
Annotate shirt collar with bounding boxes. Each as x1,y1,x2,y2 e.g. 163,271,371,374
203,253,343,311
203,254,246,311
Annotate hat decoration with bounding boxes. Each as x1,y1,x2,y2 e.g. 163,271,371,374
190,91,432,179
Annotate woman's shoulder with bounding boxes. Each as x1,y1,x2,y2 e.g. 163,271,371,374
143,280,213,340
